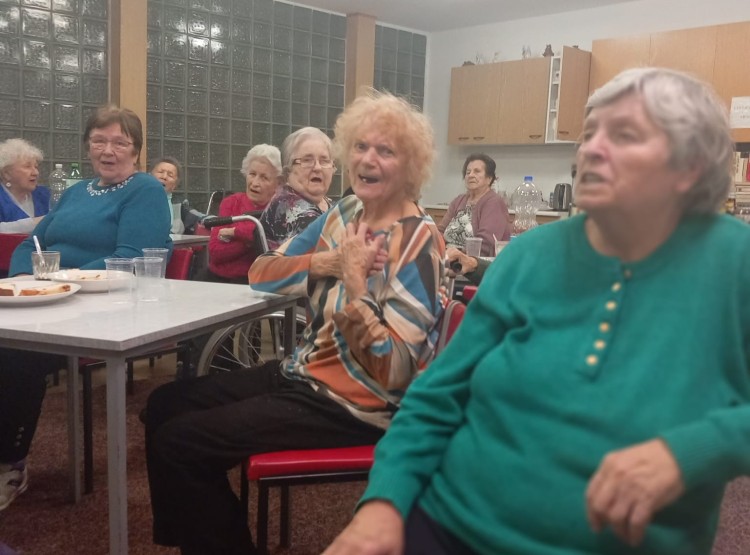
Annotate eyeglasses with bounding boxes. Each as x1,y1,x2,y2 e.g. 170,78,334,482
292,157,335,169
89,137,134,152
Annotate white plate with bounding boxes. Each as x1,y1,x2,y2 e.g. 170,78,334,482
48,269,132,293
0,280,81,305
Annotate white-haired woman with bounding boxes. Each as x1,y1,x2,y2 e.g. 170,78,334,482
326,68,749,555
0,139,48,234
259,126,334,250
204,144,282,283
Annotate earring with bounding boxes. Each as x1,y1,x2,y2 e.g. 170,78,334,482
3,181,11,188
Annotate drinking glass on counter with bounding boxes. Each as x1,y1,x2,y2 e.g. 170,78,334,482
142,248,169,278
105,257,135,303
465,237,483,257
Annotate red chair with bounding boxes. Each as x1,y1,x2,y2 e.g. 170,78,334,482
79,248,194,492
242,300,467,554
462,285,478,303
0,233,28,278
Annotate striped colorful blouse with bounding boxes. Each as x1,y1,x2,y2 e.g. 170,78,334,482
248,195,446,429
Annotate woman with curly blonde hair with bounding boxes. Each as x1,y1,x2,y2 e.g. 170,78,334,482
144,90,445,554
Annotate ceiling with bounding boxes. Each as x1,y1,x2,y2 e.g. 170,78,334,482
292,0,640,32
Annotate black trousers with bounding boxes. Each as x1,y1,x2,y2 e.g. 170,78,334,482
404,504,479,555
145,361,384,555
0,348,66,462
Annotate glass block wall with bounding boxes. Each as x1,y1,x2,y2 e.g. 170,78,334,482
0,0,109,180
374,25,426,111
147,0,346,210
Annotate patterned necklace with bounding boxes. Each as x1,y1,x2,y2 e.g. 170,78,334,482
87,175,134,196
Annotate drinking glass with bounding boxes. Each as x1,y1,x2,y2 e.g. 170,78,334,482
142,248,169,278
31,251,60,279
105,257,134,303
133,257,164,302
465,237,483,258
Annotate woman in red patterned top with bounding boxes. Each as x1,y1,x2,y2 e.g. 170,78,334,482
203,144,282,283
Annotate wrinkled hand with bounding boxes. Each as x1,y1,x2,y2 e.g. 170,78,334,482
218,227,235,243
340,222,386,298
369,245,388,276
445,247,477,277
585,438,685,547
322,501,404,555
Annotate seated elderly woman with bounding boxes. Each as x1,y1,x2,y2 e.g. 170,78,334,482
325,68,750,555
204,144,282,283
259,126,334,250
144,91,445,554
1,105,171,513
0,139,48,234
439,152,509,257
150,156,186,234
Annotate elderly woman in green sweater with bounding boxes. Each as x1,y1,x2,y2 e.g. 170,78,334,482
325,67,749,555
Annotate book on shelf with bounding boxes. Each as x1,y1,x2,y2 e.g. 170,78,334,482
734,151,750,183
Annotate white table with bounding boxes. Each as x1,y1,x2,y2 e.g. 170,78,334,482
170,233,210,248
0,279,298,554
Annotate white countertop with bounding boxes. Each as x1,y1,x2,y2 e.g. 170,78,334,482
422,204,568,218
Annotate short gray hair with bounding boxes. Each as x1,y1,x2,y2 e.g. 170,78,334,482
240,144,282,177
0,138,44,173
280,127,332,177
587,67,734,216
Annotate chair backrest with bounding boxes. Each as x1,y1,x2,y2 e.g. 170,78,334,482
165,247,194,280
0,233,28,277
435,299,466,355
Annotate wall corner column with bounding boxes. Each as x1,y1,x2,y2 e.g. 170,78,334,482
345,13,376,106
110,0,148,170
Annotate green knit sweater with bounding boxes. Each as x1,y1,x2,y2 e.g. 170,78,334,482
362,214,750,555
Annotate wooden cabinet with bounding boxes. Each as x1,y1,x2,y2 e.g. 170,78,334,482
713,21,750,143
448,52,588,146
590,21,750,142
447,63,501,145
589,35,650,92
495,57,550,145
548,46,591,142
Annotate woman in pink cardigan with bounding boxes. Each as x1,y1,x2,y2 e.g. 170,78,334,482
204,144,282,283
439,153,510,257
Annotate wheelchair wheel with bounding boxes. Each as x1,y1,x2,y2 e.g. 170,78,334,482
196,311,306,376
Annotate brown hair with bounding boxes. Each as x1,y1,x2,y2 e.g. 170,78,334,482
84,105,144,163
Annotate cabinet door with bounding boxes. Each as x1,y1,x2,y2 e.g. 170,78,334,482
649,26,717,84
713,21,750,143
589,35,650,92
447,64,501,145
555,46,591,142
496,57,550,144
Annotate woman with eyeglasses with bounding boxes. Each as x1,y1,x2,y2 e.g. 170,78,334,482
9,104,172,275
1,105,171,514
259,126,335,250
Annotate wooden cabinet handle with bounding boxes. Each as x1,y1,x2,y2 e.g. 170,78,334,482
472,136,485,140
458,137,469,140
529,134,542,139
558,130,570,135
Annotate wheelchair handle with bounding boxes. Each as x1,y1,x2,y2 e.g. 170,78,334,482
201,214,269,253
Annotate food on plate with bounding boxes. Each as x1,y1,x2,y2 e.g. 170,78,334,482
78,273,104,280
0,283,17,296
18,283,72,296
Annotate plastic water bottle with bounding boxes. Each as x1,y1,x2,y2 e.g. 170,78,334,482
66,162,82,188
48,163,67,210
511,176,543,236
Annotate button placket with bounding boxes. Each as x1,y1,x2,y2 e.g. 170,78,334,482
581,268,630,378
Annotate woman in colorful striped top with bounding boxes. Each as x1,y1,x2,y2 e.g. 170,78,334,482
144,90,445,555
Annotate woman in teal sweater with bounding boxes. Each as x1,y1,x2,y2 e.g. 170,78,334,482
1,105,170,514
325,68,749,555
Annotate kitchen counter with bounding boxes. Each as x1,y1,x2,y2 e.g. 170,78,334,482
422,204,569,224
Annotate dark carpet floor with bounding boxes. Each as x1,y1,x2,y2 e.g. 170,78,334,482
0,377,364,554
1,376,749,554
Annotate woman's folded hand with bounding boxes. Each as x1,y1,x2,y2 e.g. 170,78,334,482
322,500,404,555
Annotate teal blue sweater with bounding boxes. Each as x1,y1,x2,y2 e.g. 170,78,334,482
362,214,750,555
10,172,172,276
